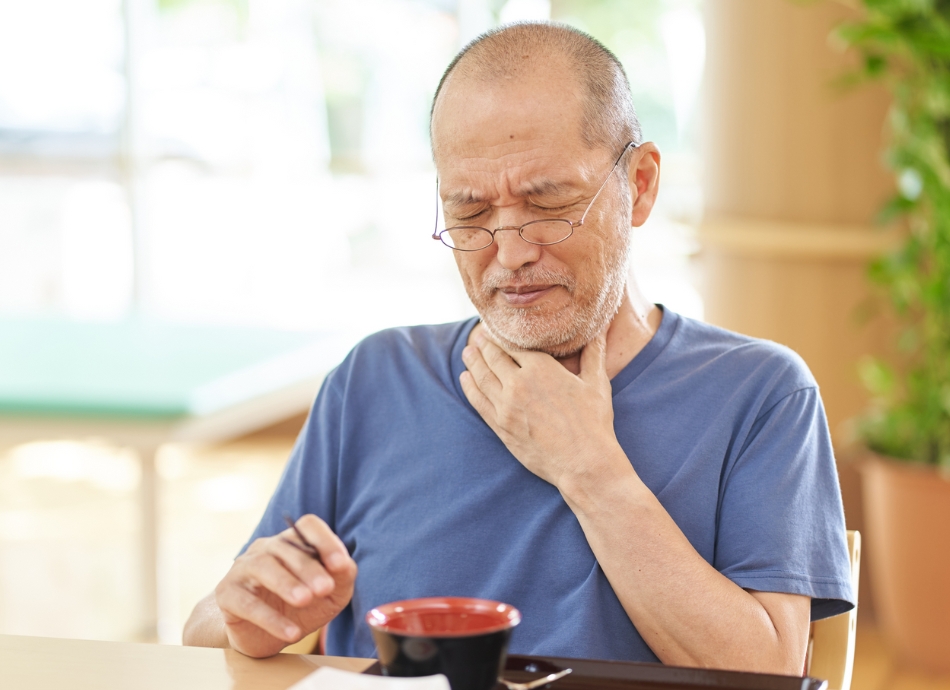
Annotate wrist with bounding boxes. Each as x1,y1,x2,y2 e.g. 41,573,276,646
557,444,648,517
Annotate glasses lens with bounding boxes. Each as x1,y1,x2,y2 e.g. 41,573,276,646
442,227,493,251
520,219,573,245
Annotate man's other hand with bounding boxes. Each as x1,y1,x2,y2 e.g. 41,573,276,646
212,515,356,658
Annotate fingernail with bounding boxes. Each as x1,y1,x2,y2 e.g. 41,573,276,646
462,345,473,360
292,586,309,602
326,552,345,570
285,624,299,639
312,576,333,592
474,332,486,346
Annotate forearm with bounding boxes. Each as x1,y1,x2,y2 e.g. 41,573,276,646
459,330,809,671
183,593,231,648
562,455,808,674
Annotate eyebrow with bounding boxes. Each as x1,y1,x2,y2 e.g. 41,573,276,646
442,190,485,207
517,178,575,198
441,178,580,208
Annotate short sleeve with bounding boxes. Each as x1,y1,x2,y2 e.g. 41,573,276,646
715,387,855,621
237,372,344,556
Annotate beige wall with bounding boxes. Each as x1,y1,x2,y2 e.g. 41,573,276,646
701,0,895,441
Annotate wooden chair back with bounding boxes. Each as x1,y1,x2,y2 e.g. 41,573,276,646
805,530,861,690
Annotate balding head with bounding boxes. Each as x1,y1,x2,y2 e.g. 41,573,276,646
431,21,641,156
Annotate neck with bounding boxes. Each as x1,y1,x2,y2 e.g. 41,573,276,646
555,286,660,378
471,283,662,379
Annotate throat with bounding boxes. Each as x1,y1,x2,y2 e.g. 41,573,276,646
554,350,582,375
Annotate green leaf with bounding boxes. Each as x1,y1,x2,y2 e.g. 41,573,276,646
859,357,897,397
836,0,950,466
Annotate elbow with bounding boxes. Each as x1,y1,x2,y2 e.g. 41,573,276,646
181,609,205,648
182,594,229,649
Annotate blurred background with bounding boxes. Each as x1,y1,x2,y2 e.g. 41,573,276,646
0,0,929,687
0,0,704,644
0,0,704,329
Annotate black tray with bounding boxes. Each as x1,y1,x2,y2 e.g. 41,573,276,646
363,654,827,690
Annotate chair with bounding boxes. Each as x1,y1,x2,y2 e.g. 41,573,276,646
805,530,861,690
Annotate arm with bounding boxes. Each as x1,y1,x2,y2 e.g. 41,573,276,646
460,330,809,673
184,592,229,648
182,515,357,658
567,460,809,672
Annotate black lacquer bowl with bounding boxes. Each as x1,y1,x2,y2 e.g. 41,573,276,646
366,597,521,690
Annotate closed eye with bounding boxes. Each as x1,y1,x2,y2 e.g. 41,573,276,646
445,205,489,222
533,201,581,214
453,211,488,223
448,199,580,222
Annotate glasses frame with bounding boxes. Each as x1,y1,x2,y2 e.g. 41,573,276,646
432,140,640,252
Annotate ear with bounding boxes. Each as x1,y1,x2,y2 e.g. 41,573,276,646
626,143,661,227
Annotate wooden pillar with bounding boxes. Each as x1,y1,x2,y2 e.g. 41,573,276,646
702,0,898,620
701,0,894,442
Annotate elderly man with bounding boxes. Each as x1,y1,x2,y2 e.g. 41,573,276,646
183,22,853,673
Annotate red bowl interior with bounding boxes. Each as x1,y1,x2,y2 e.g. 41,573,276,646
366,597,521,637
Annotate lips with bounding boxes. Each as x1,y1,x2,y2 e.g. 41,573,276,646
498,284,557,305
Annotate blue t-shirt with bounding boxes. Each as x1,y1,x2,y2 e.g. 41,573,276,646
243,307,854,662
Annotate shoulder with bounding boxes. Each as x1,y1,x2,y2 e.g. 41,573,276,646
660,310,818,407
324,318,475,391
669,311,815,385
353,319,474,356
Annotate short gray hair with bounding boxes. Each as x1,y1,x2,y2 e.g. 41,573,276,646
431,21,641,153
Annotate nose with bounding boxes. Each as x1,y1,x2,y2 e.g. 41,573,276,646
492,226,543,272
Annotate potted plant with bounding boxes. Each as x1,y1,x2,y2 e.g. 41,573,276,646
835,0,950,673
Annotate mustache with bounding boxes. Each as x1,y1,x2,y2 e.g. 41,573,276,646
479,265,576,294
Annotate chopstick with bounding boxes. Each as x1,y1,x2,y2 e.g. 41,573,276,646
281,514,325,566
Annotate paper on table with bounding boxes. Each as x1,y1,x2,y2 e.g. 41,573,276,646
288,666,451,690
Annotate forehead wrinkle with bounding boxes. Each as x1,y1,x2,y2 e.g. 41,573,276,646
442,176,580,209
438,147,600,209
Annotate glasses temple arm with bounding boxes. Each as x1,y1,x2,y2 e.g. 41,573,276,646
432,178,442,240
578,140,641,226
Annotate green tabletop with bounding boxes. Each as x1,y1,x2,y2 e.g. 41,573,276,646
0,316,344,419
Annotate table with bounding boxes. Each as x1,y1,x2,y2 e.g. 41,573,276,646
1,635,829,690
0,634,373,690
0,316,355,640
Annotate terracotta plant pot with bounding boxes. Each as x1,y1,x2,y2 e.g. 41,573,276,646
861,454,950,673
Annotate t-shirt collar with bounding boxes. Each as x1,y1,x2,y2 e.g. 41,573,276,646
449,306,679,401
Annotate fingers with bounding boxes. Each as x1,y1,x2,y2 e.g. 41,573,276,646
460,369,497,424
216,515,357,651
217,579,301,643
271,537,335,597
272,516,357,596
462,332,527,426
245,533,332,598
462,342,503,399
219,540,327,626
292,515,357,578
475,336,522,375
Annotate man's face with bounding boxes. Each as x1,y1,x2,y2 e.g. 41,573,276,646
431,67,634,357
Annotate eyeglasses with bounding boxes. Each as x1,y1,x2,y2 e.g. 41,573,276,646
432,140,639,252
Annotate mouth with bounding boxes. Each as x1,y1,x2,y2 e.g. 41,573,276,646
497,284,558,306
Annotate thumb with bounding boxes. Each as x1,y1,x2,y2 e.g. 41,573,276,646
579,326,609,382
